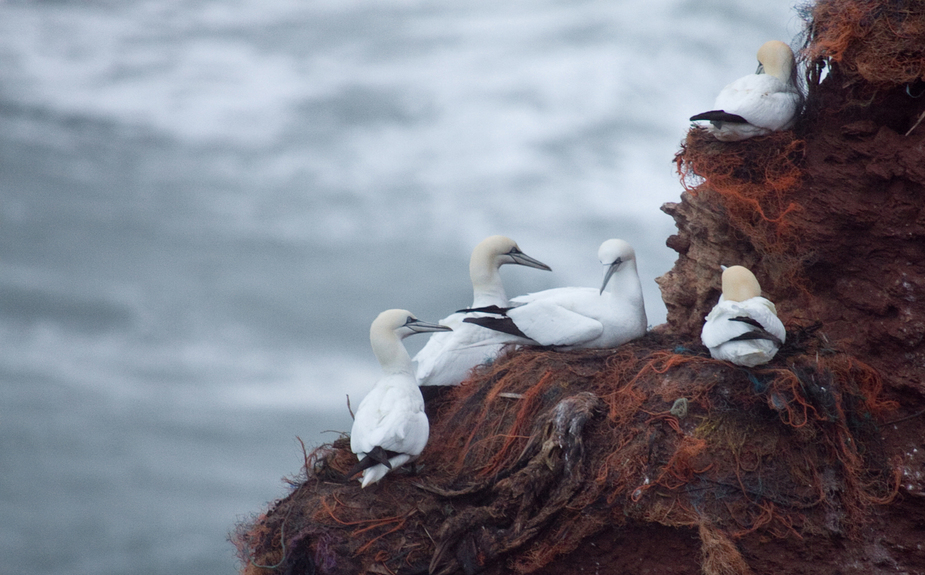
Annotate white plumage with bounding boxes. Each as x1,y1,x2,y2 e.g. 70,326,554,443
413,235,550,386
701,266,786,367
465,239,647,350
690,40,800,141
350,309,451,487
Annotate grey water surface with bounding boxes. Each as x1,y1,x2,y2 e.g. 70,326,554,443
0,1,802,572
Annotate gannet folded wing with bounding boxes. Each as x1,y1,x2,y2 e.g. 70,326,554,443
716,78,797,128
727,315,784,346
413,235,550,386
463,239,646,351
701,299,783,347
690,40,800,141
484,289,605,347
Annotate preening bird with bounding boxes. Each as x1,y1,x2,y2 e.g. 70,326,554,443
463,239,647,350
690,40,800,141
700,266,786,367
349,309,451,488
413,235,551,386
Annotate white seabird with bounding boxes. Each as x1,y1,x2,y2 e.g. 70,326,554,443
690,40,801,141
413,235,551,386
700,265,786,367
349,309,451,488
464,239,647,350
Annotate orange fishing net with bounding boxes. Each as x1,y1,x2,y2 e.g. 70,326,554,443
675,128,805,256
233,333,899,575
674,127,808,294
802,0,925,87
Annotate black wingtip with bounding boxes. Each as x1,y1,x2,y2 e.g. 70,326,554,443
455,305,512,315
690,110,749,123
726,317,783,346
346,446,397,479
727,331,783,346
346,456,374,479
728,316,765,329
463,316,531,340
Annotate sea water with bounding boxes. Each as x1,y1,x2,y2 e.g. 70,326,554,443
0,0,802,572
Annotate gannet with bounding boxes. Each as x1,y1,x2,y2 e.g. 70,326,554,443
464,239,647,350
413,235,551,386
690,40,800,141
700,266,786,367
349,309,451,487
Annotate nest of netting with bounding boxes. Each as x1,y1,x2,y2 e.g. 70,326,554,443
675,128,806,284
801,0,925,90
232,330,900,575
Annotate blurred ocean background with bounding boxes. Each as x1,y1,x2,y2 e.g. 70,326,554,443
0,1,803,573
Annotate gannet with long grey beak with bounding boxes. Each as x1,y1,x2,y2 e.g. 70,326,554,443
701,266,786,366
690,40,800,141
464,239,646,350
413,235,551,386
349,309,451,487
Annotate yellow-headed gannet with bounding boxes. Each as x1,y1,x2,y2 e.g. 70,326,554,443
700,266,786,367
690,41,800,141
464,239,646,350
413,235,551,386
349,309,451,487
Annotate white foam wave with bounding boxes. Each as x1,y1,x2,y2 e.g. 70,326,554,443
0,321,376,414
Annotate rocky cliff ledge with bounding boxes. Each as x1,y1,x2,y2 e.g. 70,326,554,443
233,2,925,573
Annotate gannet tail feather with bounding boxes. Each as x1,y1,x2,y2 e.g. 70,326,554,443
690,110,748,123
463,316,531,340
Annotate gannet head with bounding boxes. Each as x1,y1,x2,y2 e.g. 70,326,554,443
469,235,551,276
756,40,794,84
598,239,636,294
370,309,451,371
371,309,452,340
468,236,551,305
721,265,762,302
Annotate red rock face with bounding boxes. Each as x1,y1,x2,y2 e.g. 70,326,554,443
660,66,925,397
795,105,925,395
649,63,925,575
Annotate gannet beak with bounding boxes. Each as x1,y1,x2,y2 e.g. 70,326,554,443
507,248,552,271
756,63,764,75
600,258,622,294
404,318,452,334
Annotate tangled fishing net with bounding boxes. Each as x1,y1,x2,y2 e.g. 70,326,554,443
802,0,925,89
674,128,807,292
233,332,899,575
674,128,804,247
